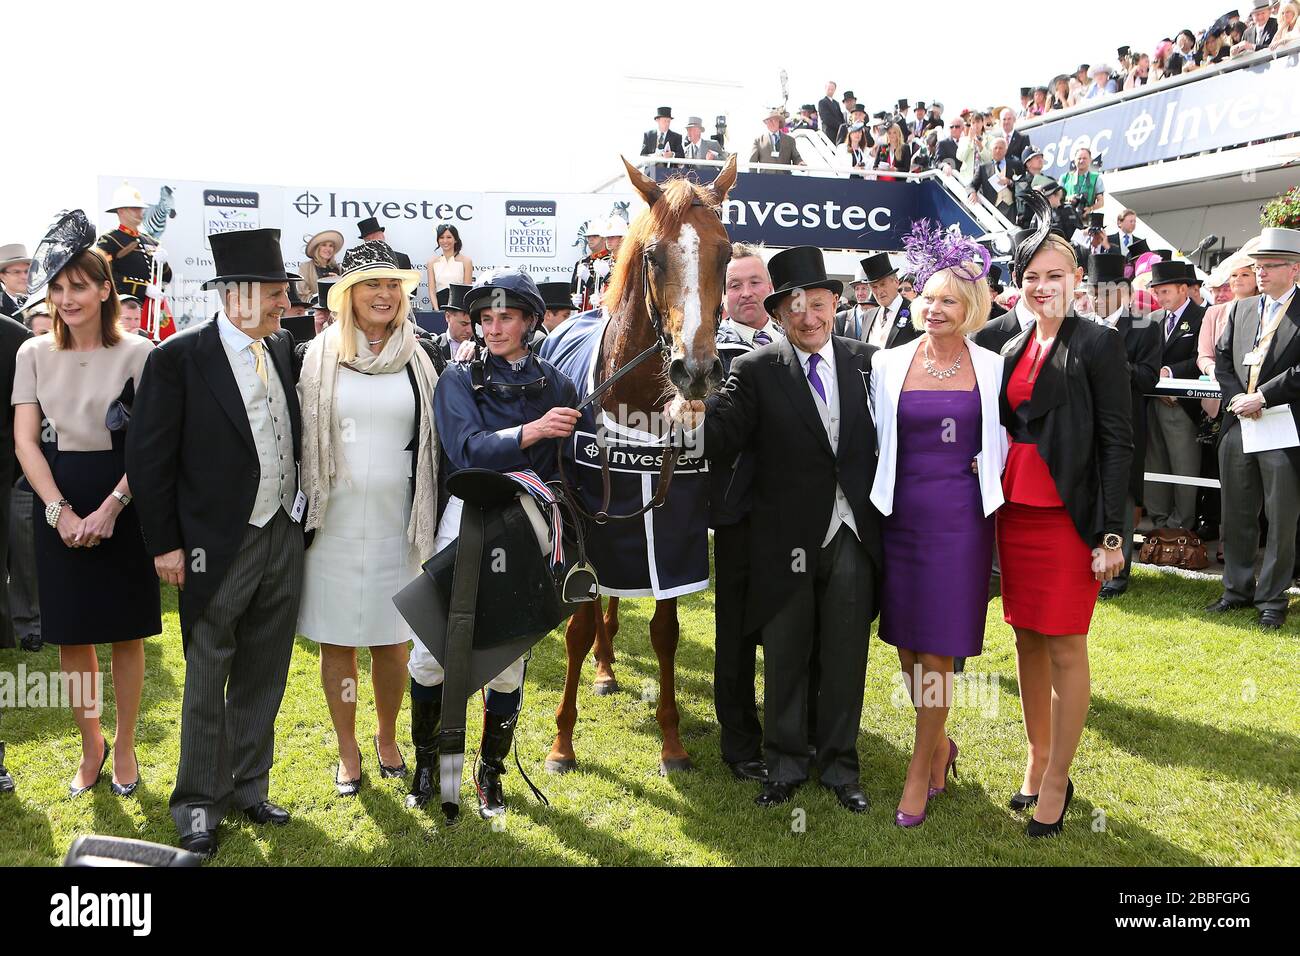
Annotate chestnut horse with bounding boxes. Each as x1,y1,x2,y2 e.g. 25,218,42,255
545,155,738,774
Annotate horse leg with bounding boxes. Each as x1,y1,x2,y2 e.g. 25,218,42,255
650,598,692,774
547,602,597,774
592,596,619,695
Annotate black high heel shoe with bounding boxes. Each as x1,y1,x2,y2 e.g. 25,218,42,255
373,734,408,778
70,739,110,798
335,745,363,797
1008,790,1039,811
110,749,141,797
1026,778,1073,837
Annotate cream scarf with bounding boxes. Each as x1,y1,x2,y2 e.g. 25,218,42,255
298,320,440,562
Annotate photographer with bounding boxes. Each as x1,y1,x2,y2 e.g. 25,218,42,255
1061,146,1105,214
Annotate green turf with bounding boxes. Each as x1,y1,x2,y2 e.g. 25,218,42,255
1,564,1297,866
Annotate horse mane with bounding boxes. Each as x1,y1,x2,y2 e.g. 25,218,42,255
602,176,720,315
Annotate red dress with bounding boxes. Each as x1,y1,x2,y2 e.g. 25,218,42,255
997,338,1101,635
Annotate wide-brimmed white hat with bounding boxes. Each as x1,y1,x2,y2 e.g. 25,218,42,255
106,182,147,212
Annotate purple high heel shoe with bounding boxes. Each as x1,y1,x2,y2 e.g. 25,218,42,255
928,738,958,799
894,804,927,828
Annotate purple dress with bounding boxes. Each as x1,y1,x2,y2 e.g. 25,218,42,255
879,388,993,657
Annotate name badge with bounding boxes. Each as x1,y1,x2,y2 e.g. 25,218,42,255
771,150,782,158
291,491,307,523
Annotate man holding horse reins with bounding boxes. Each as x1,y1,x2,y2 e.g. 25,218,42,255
406,269,580,820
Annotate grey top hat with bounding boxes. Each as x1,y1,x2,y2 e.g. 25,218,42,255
0,243,32,268
685,116,705,129
1252,227,1300,261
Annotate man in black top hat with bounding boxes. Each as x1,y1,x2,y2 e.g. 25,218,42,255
535,281,575,337
1085,254,1161,598
127,227,306,860
433,283,474,362
1144,259,1205,535
640,107,684,159
679,245,882,813
357,217,413,270
843,253,921,350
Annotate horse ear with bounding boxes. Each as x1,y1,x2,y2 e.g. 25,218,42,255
708,154,739,205
621,156,663,207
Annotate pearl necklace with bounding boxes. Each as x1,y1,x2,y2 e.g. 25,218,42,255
923,340,963,380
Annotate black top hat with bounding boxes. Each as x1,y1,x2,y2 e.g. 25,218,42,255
654,106,673,120
287,282,308,307
1077,63,1090,73
859,252,898,283
1117,45,1132,58
800,103,816,112
357,216,384,237
437,283,472,312
987,263,1004,289
1020,86,1032,97
202,228,302,291
873,110,889,120
1088,212,1105,229
536,281,575,312
26,209,97,297
915,102,927,111
1124,237,1151,260
896,98,909,110
313,277,338,310
763,246,844,316
1148,260,1189,287
1180,261,1201,283
841,90,856,100
850,102,866,114
1154,248,1173,261
1087,252,1128,285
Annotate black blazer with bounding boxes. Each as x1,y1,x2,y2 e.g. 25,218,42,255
1152,300,1206,420
640,128,684,158
1000,313,1133,547
818,98,845,144
126,319,302,634
873,141,914,173
704,335,882,632
1007,130,1031,163
0,315,31,488
933,138,959,169
974,308,1022,354
971,157,1023,213
1216,292,1300,477
1114,310,1162,502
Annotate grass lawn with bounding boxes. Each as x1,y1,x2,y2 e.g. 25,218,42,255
1,563,1297,867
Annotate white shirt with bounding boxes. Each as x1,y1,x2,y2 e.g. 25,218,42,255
1102,306,1124,329
217,312,260,369
1013,298,1036,332
726,316,782,347
868,294,904,349
790,339,860,547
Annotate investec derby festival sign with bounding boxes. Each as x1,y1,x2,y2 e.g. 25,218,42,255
653,166,983,252
97,176,631,328
1024,52,1300,177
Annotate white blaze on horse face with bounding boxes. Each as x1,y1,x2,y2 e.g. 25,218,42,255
672,222,702,363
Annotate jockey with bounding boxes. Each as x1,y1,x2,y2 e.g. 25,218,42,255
406,269,580,819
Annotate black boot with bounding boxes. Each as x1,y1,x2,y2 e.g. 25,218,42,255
0,742,14,794
475,708,519,819
405,695,442,810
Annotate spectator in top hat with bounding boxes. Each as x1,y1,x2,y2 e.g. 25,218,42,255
434,283,474,362
1015,148,1047,226
298,228,343,301
357,217,414,270
428,223,473,296
1211,228,1300,628
1242,0,1279,49
0,245,32,317
127,227,306,859
640,106,684,159
854,253,921,350
684,244,882,814
818,82,845,147
311,278,338,337
536,281,575,336
682,117,725,161
1144,259,1206,535
749,109,804,174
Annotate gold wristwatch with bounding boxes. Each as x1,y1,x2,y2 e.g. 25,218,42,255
1103,533,1123,551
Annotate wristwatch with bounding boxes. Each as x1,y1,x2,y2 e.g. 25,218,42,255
111,491,132,508
1102,533,1123,551
45,498,69,529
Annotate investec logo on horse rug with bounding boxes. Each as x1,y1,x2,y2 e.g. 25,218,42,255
570,414,711,599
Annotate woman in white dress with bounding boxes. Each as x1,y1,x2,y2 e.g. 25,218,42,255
297,240,441,796
426,224,473,295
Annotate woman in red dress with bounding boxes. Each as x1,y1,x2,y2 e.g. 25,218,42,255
997,199,1132,836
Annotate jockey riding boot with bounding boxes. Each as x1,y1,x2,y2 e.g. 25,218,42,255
475,704,520,819
406,687,442,810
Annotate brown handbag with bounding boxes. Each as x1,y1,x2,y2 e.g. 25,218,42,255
1137,528,1210,570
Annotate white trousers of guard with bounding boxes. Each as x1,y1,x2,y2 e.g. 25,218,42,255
407,496,527,693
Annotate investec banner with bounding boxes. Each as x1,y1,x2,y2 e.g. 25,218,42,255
652,166,983,250
1026,53,1300,177
97,176,633,328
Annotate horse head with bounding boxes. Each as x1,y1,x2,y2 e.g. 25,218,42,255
607,155,739,403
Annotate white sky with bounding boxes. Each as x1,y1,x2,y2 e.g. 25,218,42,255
4,0,1232,247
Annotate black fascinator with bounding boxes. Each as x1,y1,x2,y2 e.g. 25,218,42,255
1012,190,1053,287
27,209,97,297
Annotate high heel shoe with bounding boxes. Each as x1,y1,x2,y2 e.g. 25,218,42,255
69,739,110,798
110,749,141,797
335,745,363,798
1026,778,1073,838
1008,790,1039,811
928,738,958,799
373,734,407,778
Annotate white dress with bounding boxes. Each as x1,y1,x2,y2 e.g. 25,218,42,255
431,255,466,293
298,366,419,647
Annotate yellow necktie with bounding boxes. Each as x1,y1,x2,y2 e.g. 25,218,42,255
249,340,268,388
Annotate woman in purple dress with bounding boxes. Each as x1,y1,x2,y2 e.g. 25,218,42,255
869,223,1008,828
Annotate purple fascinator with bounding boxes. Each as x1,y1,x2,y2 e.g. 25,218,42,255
902,219,991,292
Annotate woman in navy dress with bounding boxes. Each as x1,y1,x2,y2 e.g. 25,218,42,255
870,226,1007,828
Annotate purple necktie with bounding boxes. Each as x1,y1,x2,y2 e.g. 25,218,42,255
1165,312,1177,339
754,330,771,345
807,352,828,404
